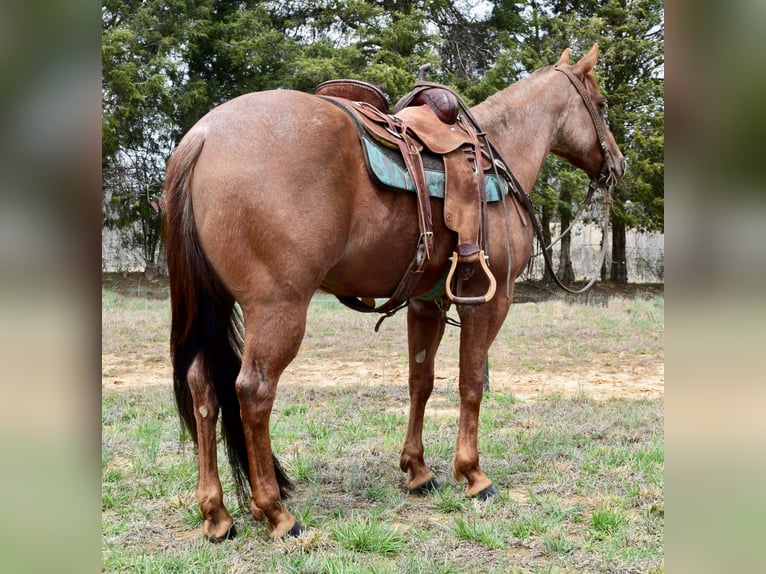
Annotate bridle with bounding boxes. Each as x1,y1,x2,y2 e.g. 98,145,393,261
518,64,623,295
554,64,621,192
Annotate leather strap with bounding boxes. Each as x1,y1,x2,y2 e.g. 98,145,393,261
554,65,619,189
323,99,435,315
554,66,608,151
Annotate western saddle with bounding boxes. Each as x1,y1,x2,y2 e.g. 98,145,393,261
315,67,506,315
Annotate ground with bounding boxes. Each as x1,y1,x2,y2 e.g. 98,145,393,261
102,272,663,402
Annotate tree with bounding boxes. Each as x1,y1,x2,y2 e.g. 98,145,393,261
102,0,178,273
584,0,664,282
101,0,663,283
485,0,664,284
169,1,296,138
102,159,164,275
102,1,298,273
487,1,591,284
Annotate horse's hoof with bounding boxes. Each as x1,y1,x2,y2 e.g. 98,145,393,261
207,523,237,543
283,520,304,539
476,485,499,501
409,477,441,495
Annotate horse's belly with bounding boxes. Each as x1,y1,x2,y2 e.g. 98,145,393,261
320,237,421,297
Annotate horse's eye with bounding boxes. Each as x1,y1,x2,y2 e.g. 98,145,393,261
598,101,608,112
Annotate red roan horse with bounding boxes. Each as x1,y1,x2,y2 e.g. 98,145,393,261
164,44,624,540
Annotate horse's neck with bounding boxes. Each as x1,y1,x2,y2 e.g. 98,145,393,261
471,71,558,193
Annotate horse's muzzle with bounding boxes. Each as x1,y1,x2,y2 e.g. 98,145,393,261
617,155,627,179
601,151,625,189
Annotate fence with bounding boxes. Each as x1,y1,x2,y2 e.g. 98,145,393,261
524,223,664,283
102,223,664,283
102,227,145,272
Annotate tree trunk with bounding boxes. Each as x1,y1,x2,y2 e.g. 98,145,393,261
558,230,575,284
540,204,553,284
557,186,575,285
156,238,168,278
610,218,629,284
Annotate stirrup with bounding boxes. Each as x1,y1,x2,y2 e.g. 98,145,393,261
445,249,497,305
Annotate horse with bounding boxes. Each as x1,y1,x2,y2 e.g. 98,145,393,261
163,43,624,541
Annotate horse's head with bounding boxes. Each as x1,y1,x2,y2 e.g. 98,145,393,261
551,44,625,190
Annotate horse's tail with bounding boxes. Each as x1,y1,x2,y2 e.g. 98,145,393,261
164,128,293,505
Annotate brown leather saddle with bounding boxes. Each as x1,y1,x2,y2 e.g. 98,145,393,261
315,77,497,309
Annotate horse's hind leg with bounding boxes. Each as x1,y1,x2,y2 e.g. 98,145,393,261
400,298,447,493
236,300,308,539
187,357,236,541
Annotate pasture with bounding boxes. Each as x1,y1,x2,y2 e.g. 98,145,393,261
102,277,663,573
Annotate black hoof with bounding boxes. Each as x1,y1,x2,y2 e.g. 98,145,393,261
208,523,237,543
284,520,305,539
409,477,441,495
476,485,499,501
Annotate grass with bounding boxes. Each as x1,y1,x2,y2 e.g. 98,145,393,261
453,515,507,549
590,502,628,539
332,515,408,555
102,286,663,573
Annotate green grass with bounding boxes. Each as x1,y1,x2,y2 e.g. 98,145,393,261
590,502,628,539
102,384,663,572
332,515,407,555
102,287,664,573
453,515,507,548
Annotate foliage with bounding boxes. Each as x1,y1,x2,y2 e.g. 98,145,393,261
102,162,163,271
581,0,664,281
102,0,663,281
500,0,665,283
102,0,180,270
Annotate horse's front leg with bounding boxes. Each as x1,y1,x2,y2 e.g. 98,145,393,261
453,297,512,499
187,357,236,541
400,298,447,493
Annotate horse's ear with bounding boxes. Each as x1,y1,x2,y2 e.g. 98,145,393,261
572,43,599,77
556,48,570,66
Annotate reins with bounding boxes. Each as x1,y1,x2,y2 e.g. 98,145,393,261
522,183,613,295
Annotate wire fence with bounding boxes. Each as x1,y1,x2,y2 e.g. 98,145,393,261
103,223,664,283
524,223,664,283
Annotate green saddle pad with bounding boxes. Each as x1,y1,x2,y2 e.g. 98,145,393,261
361,136,508,202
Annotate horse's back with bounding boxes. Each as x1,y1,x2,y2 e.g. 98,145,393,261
194,89,358,167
